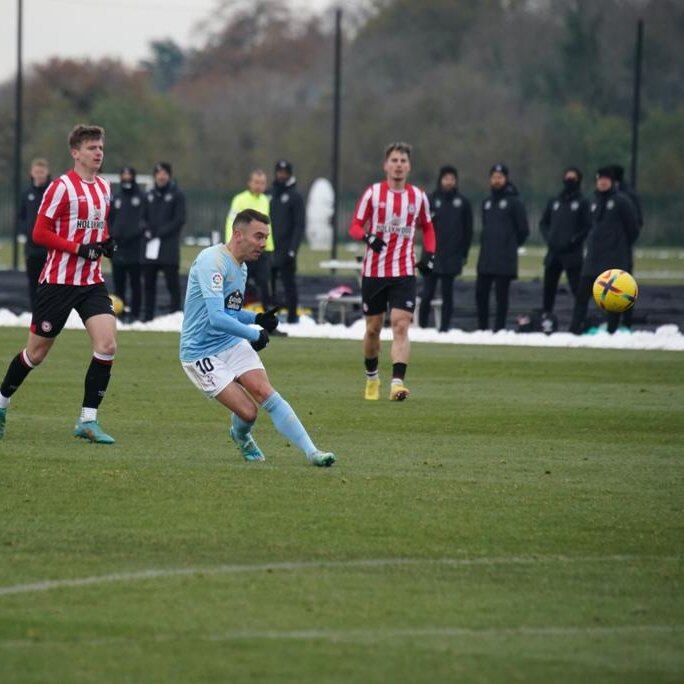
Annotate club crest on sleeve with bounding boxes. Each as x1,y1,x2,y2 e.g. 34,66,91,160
40,321,52,333
210,272,223,291
225,290,244,311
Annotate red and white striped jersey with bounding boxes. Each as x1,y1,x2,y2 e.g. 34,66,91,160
350,181,435,278
37,170,111,285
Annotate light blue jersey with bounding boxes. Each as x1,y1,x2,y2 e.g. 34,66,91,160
180,244,258,362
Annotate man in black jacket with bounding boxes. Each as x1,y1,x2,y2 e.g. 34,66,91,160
109,167,144,321
418,165,472,332
539,167,592,314
611,164,643,330
476,164,529,331
569,167,640,334
142,162,186,321
270,159,305,323
18,158,50,311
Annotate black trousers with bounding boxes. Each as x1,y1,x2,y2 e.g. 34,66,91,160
143,263,181,320
569,274,621,334
476,274,512,331
25,255,45,312
271,257,298,323
418,273,455,331
543,259,581,313
113,262,142,319
247,252,273,309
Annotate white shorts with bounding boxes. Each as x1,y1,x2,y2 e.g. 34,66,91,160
181,340,265,398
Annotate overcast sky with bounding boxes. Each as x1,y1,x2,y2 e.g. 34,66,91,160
0,0,335,82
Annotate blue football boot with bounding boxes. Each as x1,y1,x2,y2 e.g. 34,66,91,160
230,427,265,462
73,419,116,444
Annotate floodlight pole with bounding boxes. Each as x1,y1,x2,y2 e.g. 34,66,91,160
629,19,644,190
330,7,342,261
13,0,24,270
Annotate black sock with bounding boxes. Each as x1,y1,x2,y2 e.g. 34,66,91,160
392,362,407,381
364,357,379,378
83,356,113,409
0,350,35,399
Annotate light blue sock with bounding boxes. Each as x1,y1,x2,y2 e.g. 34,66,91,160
262,391,316,456
231,413,254,441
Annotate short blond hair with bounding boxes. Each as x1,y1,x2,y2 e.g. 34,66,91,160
30,157,49,169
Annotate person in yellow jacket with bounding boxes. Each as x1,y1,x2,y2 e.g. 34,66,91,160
225,170,274,308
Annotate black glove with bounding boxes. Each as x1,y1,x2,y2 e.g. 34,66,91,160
255,307,280,333
364,233,386,254
250,329,269,352
416,252,435,276
77,243,104,261
98,237,116,259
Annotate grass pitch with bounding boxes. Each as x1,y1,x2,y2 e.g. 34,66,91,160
0,329,682,683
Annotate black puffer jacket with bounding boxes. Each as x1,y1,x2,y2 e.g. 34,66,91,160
539,190,592,269
428,188,473,276
477,183,529,277
142,181,186,265
582,188,639,277
109,182,145,265
18,180,50,260
269,177,305,265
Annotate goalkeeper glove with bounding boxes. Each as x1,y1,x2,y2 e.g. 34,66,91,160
77,243,104,261
255,307,280,333
416,252,435,276
364,233,386,254
250,329,269,351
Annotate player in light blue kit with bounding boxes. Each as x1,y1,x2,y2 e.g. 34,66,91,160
180,208,335,467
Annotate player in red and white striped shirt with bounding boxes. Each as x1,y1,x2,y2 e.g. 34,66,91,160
0,125,118,444
349,142,436,402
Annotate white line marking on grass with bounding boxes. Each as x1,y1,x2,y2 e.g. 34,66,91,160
0,555,678,597
1,624,682,649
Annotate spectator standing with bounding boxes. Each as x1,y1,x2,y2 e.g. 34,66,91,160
225,169,274,310
418,165,472,332
476,164,529,331
109,167,145,322
142,162,186,321
18,158,50,311
611,164,643,330
539,167,592,314
270,160,305,323
569,167,639,334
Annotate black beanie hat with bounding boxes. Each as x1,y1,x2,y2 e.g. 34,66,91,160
153,161,172,176
275,159,293,175
490,163,509,177
596,166,615,181
438,165,458,182
120,166,136,178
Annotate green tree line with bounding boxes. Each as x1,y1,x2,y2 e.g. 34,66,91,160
0,0,682,243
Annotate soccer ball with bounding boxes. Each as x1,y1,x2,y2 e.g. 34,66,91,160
593,269,638,313
109,294,125,316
